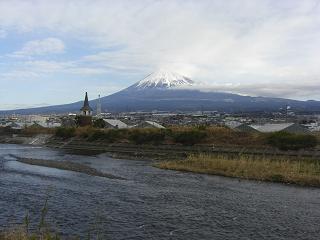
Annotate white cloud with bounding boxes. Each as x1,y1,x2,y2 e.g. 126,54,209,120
0,0,319,99
24,60,109,75
12,38,65,57
0,70,40,79
0,29,6,38
190,80,320,100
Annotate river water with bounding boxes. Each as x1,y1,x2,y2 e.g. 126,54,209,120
0,144,319,239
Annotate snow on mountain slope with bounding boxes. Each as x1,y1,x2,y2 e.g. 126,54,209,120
131,71,194,89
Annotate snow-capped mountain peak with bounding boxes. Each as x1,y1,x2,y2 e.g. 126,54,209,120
132,71,194,89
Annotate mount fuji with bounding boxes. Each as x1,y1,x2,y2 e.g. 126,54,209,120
129,71,194,89
1,70,320,114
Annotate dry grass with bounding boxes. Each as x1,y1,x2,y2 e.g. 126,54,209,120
58,126,269,147
314,132,320,148
21,127,55,137
0,228,60,240
0,227,28,240
155,154,320,187
167,126,266,146
205,127,266,146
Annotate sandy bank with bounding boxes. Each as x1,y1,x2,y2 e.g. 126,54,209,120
15,157,125,180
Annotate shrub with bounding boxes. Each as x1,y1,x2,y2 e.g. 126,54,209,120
0,126,21,135
75,115,92,127
88,129,125,142
197,125,208,131
129,129,165,145
267,132,318,151
21,127,54,136
173,129,207,145
93,119,106,128
55,127,76,139
87,130,106,141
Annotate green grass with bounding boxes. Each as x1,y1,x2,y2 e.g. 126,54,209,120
155,154,320,187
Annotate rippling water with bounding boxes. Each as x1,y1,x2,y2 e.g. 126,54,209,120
0,144,320,239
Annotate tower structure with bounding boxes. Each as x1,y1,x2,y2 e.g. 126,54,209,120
96,94,102,117
80,92,93,116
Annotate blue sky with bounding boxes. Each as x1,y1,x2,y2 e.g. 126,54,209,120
0,0,320,110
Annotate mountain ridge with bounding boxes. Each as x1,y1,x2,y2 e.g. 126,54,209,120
1,71,320,114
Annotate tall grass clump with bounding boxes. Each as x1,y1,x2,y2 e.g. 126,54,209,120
92,119,106,128
266,132,318,150
21,127,55,136
207,127,265,146
156,154,320,186
54,127,76,139
129,128,166,145
0,194,61,240
172,129,207,145
87,129,128,142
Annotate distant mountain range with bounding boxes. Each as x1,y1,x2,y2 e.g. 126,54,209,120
1,71,320,114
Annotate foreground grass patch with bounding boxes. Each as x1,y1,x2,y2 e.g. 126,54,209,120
155,154,320,187
0,228,60,240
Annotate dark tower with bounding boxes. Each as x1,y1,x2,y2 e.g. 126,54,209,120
80,92,93,116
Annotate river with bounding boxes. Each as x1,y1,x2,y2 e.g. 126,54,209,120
0,144,319,239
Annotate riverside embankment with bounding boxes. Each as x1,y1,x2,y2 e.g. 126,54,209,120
46,137,320,160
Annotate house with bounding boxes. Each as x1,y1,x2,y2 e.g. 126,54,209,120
250,123,310,134
302,122,320,132
234,123,258,133
103,119,128,129
5,122,24,130
225,121,257,133
29,122,46,128
134,121,165,129
225,121,242,129
30,121,61,128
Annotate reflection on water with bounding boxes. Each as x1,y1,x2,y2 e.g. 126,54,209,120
0,144,320,239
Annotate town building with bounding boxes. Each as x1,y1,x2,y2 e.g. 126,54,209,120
103,119,128,129
250,123,310,134
134,121,165,129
